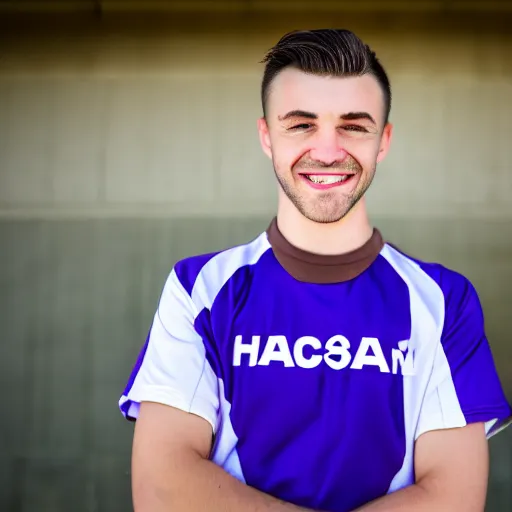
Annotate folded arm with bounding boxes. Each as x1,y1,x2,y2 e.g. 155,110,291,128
353,422,489,512
132,401,319,512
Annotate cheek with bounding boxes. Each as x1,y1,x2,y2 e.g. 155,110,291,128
347,140,381,168
272,140,307,171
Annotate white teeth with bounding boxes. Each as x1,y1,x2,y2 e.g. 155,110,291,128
306,175,350,184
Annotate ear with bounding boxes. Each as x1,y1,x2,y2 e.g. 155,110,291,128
257,117,273,160
376,122,393,163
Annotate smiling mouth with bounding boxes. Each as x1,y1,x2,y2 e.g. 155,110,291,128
302,174,354,184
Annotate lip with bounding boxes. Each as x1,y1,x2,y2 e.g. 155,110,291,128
299,173,356,190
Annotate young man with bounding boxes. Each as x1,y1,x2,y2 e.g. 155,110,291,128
119,29,511,511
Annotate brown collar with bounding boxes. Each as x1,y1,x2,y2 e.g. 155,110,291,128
266,217,384,284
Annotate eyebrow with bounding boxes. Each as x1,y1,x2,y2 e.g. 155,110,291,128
341,112,377,125
278,110,318,121
278,110,377,125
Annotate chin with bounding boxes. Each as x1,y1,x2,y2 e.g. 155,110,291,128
300,208,351,224
298,196,362,224
306,214,348,224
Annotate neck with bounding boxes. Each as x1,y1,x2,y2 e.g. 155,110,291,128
276,197,373,256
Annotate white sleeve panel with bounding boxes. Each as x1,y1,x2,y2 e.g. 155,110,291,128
415,340,508,440
415,277,512,441
414,343,467,441
119,268,220,432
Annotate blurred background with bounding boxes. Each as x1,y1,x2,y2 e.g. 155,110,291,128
0,0,511,510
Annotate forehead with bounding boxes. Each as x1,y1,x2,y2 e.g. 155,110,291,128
267,67,385,123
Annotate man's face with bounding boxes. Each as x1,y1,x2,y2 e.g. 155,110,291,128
258,68,392,223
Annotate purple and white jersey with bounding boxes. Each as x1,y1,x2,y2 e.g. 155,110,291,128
119,219,511,512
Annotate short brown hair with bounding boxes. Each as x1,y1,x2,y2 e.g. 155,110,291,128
261,29,391,124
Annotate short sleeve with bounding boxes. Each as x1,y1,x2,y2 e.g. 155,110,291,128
416,274,511,440
118,268,220,432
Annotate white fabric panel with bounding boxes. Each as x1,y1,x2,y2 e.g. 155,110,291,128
120,268,220,431
191,232,270,311
187,234,270,479
120,232,271,438
486,416,512,438
414,343,468,441
211,379,246,483
381,245,462,492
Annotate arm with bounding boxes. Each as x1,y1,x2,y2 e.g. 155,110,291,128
132,401,317,512
121,267,317,512
354,271,512,511
353,422,488,511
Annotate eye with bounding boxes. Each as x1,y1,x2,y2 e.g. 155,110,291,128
343,125,369,133
289,123,313,131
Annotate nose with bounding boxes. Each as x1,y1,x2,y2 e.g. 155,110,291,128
308,129,348,165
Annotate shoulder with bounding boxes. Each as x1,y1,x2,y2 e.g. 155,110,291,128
380,242,482,322
172,231,271,303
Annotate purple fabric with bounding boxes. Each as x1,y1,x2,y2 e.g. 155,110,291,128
418,263,512,429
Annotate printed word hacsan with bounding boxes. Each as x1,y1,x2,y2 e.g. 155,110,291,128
232,334,415,375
